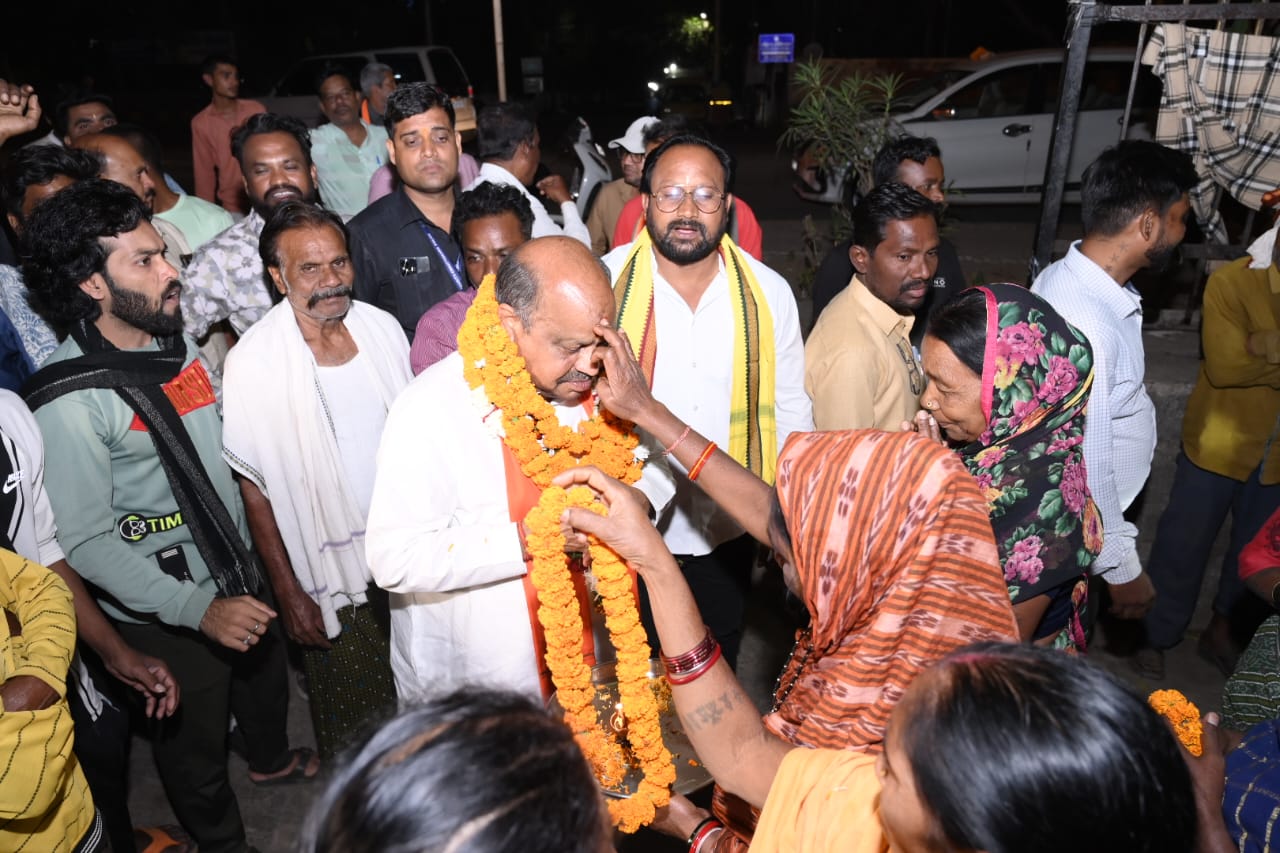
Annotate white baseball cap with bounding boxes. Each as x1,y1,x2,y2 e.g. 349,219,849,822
609,116,660,154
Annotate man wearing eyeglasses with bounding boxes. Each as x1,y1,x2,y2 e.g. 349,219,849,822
310,65,389,219
587,115,657,255
604,134,811,670
804,182,938,431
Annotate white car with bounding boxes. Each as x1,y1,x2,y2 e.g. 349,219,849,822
792,47,1159,207
255,45,477,135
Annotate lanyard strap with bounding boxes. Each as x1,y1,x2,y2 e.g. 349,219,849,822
418,221,466,292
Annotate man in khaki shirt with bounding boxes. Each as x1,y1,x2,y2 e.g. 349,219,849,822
805,182,939,430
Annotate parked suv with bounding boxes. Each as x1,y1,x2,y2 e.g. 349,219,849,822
256,45,476,134
792,47,1160,206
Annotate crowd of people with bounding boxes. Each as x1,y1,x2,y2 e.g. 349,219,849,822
0,49,1276,853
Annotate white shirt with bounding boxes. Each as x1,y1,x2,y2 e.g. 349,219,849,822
467,162,592,248
316,355,388,518
1031,242,1155,583
602,244,814,555
0,390,64,567
364,351,676,701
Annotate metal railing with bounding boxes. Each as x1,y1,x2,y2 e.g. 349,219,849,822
1030,0,1280,302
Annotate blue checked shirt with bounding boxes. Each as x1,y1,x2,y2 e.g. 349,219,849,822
1032,242,1156,584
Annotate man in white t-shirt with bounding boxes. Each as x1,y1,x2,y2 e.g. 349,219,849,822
466,101,591,247
222,201,410,757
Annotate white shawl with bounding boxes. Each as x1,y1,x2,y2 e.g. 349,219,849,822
222,300,411,637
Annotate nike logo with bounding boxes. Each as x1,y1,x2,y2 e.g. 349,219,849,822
3,471,22,495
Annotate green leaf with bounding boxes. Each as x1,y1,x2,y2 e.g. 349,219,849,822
1037,489,1063,519
1054,513,1076,537
998,301,1021,326
1068,343,1092,373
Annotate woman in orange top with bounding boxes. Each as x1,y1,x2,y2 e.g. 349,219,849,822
559,415,1018,849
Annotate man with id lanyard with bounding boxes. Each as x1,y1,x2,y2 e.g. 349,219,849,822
348,83,465,341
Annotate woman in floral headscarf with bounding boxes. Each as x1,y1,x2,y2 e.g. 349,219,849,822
911,284,1100,650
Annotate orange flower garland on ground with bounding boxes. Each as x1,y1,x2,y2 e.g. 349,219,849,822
458,275,673,832
1148,688,1203,756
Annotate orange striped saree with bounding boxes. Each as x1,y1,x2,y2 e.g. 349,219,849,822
709,430,1018,851
764,429,1019,752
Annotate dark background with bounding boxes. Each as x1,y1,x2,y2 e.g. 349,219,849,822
0,0,1161,193
1,1,1092,135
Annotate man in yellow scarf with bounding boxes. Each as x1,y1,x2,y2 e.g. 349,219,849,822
604,134,812,667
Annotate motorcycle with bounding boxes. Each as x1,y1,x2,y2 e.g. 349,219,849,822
536,115,613,226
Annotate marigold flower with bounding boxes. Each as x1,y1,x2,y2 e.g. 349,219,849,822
1148,688,1203,756
457,277,672,831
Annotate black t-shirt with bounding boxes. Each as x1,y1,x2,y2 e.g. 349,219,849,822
809,235,967,346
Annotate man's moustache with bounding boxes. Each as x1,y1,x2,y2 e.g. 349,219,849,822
665,219,706,236
307,286,352,308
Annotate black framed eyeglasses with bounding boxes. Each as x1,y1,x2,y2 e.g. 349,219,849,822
895,338,925,396
650,185,725,213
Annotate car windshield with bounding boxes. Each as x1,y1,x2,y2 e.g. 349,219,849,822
892,69,971,111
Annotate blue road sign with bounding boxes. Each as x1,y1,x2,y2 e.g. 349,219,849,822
759,33,795,64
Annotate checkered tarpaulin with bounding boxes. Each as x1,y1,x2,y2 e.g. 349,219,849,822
1143,22,1280,244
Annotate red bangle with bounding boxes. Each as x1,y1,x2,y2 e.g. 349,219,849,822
666,643,722,685
686,816,723,852
663,424,693,456
660,626,715,672
687,441,717,482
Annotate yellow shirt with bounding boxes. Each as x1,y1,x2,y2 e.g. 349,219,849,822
752,747,891,853
0,550,95,852
805,277,921,431
1182,257,1280,484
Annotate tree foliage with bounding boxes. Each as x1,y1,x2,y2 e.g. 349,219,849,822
780,60,902,226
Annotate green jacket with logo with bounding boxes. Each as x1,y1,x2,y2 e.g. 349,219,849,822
34,336,251,628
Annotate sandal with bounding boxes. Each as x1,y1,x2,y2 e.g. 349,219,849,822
1130,647,1165,680
249,746,320,787
134,824,194,853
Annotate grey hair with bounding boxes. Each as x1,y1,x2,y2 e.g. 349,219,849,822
359,62,393,96
494,248,612,330
495,251,539,328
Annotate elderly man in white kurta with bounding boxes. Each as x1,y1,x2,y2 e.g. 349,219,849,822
366,236,674,701
222,202,409,757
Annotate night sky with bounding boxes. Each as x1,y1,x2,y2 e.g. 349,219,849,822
3,0,1140,151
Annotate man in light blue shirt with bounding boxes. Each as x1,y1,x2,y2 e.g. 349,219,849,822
1031,140,1196,624
310,65,389,219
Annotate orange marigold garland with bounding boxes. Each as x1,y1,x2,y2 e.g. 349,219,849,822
458,275,673,831
1148,688,1203,756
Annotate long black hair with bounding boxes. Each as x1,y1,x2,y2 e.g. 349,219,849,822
298,687,608,853
902,642,1198,853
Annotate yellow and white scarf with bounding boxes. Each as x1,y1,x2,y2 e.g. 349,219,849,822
613,230,778,484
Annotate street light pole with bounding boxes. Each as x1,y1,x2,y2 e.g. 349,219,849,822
712,0,721,84
493,0,507,102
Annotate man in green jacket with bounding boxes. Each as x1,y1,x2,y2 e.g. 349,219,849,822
21,179,317,853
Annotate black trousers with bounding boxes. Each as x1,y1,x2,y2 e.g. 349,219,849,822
116,620,291,853
66,651,133,853
638,533,758,670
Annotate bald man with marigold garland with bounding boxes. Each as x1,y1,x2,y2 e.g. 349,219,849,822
366,236,675,701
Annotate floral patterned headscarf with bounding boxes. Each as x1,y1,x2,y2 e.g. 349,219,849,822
958,284,1101,649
